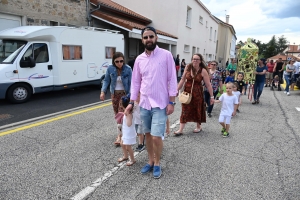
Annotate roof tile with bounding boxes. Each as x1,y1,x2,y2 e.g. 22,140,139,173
92,10,177,39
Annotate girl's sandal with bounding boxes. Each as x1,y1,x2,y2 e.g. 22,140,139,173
118,157,129,162
114,137,121,146
126,160,136,166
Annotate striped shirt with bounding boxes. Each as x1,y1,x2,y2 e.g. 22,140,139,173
130,46,177,110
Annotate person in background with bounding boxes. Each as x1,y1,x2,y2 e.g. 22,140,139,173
125,26,177,179
232,82,241,113
225,70,235,83
226,59,237,73
204,60,223,118
235,72,245,112
175,54,180,77
265,59,275,87
134,93,145,152
290,60,300,91
283,60,295,96
180,59,186,78
100,52,132,146
252,58,268,104
127,55,137,70
273,58,284,91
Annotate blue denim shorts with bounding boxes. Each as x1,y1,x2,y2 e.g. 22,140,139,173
140,107,167,137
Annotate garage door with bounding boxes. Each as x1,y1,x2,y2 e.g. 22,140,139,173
0,13,21,32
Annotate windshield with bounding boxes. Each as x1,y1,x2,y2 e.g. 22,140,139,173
0,40,27,63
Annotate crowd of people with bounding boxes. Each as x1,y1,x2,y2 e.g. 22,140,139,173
100,26,300,179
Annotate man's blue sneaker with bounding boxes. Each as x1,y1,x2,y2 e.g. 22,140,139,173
140,163,153,174
153,165,162,179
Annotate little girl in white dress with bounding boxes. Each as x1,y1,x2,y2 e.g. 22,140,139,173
117,94,137,166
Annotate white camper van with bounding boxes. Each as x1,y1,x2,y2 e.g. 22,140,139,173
0,26,124,103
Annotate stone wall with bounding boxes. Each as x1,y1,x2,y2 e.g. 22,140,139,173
0,0,87,26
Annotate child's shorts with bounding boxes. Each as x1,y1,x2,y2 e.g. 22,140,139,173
135,124,144,134
219,115,232,124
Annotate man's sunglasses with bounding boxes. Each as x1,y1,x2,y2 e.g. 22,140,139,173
210,64,216,66
143,35,155,40
115,60,124,63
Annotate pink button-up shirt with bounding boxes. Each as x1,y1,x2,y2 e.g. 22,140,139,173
130,46,177,110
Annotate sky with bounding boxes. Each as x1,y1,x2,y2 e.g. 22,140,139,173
201,0,300,45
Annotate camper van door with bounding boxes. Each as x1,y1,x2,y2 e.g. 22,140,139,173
18,42,54,92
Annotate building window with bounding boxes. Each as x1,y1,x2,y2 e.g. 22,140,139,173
203,49,205,55
210,27,212,40
186,6,192,27
197,47,199,53
206,21,208,28
199,16,203,24
214,30,217,42
62,45,82,60
50,21,59,26
184,45,190,52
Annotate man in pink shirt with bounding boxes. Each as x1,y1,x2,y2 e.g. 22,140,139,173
124,26,177,179
265,59,275,87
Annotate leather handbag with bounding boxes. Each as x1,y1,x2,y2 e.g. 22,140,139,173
179,78,194,104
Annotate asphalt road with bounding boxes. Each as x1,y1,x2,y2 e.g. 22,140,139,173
0,87,299,199
0,86,111,127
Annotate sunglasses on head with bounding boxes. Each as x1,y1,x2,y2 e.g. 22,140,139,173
115,60,124,63
143,35,155,40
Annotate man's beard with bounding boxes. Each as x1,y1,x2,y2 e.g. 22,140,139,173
144,41,156,51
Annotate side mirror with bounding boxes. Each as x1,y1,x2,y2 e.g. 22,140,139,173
20,57,36,68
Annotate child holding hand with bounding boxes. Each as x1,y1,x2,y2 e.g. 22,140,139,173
232,82,242,113
215,82,239,137
117,94,136,166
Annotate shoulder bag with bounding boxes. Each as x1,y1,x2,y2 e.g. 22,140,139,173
179,78,194,104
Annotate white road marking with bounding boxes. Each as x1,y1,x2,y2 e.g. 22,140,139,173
296,107,300,111
71,152,139,200
71,120,179,200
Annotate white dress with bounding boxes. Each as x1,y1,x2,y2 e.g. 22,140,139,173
122,115,137,145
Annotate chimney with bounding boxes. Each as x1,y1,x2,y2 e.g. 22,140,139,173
226,15,229,23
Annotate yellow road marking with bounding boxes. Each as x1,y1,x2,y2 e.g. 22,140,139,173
0,102,112,137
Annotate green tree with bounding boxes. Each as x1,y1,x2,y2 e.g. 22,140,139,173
264,35,277,58
277,35,289,53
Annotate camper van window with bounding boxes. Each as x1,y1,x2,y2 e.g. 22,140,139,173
62,45,82,60
0,40,27,63
105,47,116,59
21,43,49,63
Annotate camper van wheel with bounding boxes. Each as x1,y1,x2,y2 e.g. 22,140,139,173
7,83,32,104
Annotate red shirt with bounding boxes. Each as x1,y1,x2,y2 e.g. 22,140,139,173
267,62,275,72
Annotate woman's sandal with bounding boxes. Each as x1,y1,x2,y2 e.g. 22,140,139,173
193,128,202,133
126,160,136,166
118,157,129,162
174,131,183,137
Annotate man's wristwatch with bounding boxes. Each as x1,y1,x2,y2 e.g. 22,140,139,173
210,96,214,99
169,101,176,106
129,102,134,106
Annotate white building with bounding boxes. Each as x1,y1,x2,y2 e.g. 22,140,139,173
92,0,219,63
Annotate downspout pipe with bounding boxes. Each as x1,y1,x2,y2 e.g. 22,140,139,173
86,0,101,27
